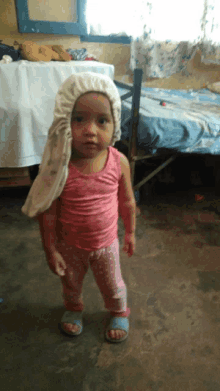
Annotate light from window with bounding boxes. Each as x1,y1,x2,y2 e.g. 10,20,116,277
86,0,220,42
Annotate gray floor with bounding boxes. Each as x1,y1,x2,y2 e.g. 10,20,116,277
1,186,220,391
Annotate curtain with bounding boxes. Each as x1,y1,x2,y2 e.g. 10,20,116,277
86,0,220,80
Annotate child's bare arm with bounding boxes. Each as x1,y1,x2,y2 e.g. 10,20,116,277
118,154,136,234
36,199,66,276
36,199,58,255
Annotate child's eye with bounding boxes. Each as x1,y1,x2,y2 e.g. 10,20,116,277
76,117,83,122
99,118,108,125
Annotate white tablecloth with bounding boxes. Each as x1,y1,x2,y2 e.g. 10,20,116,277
0,60,114,167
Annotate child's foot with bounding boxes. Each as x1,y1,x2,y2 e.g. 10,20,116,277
62,326,126,339
63,326,126,339
61,311,83,335
107,330,127,340
62,323,79,334
106,317,129,342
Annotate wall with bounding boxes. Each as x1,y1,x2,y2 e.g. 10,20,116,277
0,0,132,82
28,0,77,22
0,0,132,182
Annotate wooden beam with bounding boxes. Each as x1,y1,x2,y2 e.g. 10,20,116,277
128,68,143,188
133,155,176,191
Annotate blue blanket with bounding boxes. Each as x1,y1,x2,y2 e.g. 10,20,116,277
117,86,220,155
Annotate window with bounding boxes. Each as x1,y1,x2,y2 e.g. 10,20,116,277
81,0,132,44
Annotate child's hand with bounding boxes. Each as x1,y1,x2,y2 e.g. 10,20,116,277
123,232,136,257
45,249,67,277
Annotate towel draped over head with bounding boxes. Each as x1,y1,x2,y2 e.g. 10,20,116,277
21,72,122,218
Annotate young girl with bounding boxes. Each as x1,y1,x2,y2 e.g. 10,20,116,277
22,72,136,343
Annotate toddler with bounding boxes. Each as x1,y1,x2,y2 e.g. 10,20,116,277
22,72,136,343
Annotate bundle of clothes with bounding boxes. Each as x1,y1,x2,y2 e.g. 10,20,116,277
0,41,98,63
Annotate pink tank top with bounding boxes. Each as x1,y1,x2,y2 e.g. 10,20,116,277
57,146,121,251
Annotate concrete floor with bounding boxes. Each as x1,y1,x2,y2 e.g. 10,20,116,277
1,185,220,391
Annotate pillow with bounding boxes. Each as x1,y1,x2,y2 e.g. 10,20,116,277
19,41,71,62
207,81,220,94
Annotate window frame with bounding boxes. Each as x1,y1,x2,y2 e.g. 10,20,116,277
15,0,87,35
15,0,131,44
80,35,132,44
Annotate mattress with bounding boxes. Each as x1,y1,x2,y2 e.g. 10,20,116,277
118,86,220,155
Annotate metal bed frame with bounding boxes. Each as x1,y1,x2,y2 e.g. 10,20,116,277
114,68,176,196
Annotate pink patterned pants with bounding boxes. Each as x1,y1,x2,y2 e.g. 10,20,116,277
56,237,130,317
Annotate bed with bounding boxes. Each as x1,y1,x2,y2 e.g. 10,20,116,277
114,69,220,201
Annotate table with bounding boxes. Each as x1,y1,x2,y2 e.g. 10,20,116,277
0,60,114,168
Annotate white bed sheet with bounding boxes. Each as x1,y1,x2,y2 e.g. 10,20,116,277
0,60,114,167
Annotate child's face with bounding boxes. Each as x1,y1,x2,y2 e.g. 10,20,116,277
71,92,114,159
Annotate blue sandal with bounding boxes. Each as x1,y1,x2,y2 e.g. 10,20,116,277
61,311,83,336
105,317,129,343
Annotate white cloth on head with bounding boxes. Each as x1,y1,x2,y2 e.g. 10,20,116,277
21,72,122,218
